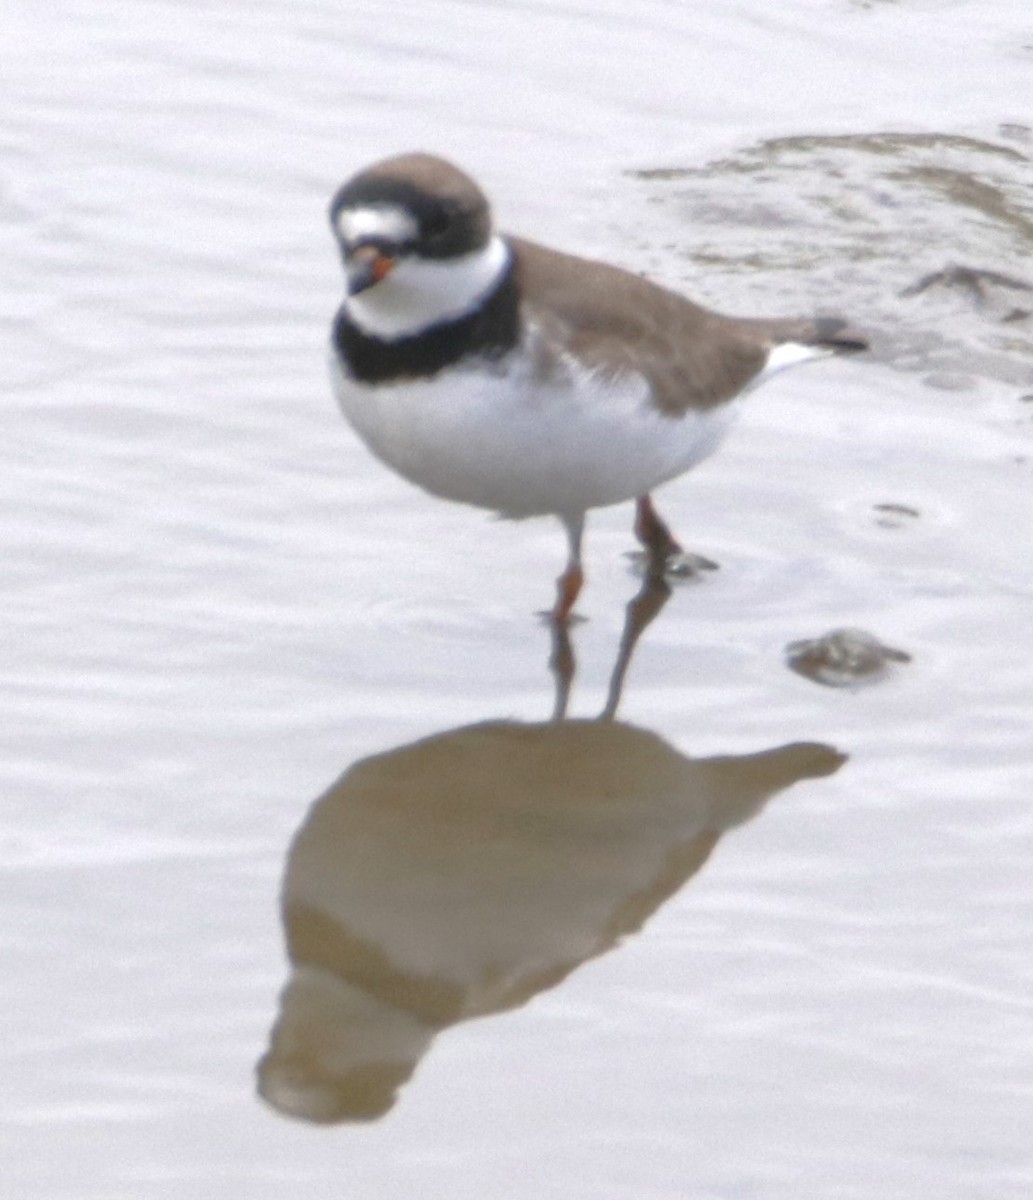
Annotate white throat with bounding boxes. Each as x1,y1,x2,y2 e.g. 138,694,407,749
344,235,511,341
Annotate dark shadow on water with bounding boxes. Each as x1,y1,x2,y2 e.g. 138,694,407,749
257,583,847,1124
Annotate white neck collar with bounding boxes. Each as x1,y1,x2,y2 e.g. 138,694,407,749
344,235,511,341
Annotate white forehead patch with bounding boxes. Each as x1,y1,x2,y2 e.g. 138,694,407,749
336,204,419,246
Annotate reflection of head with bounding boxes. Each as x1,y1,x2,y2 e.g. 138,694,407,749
256,966,431,1124
257,1053,414,1124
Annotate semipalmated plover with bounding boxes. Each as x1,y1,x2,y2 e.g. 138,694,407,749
329,153,867,621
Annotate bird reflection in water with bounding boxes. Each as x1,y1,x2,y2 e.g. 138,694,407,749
258,577,845,1123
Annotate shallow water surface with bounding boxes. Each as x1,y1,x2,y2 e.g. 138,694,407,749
3,1,1033,1197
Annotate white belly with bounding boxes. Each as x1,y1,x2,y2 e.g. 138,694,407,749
331,351,739,519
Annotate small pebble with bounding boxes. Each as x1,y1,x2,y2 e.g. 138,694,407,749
923,372,976,392
873,501,920,529
786,627,911,688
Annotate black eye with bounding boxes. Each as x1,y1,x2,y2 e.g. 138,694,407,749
423,211,452,239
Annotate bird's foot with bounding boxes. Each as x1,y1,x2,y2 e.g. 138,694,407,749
536,608,588,626
626,548,719,581
539,561,585,626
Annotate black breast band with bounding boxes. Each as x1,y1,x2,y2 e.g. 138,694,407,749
333,262,521,384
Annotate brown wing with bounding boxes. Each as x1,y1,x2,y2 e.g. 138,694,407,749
507,236,866,416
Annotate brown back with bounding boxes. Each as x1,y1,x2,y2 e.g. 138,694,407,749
509,236,864,415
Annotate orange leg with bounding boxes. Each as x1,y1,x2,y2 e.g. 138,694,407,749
553,561,584,624
634,494,683,575
550,513,585,624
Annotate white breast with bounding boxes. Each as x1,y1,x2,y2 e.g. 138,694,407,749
332,344,739,520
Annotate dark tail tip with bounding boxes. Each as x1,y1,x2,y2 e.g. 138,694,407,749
812,316,869,353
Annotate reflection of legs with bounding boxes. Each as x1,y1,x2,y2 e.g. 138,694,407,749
550,570,672,724
634,495,682,576
547,513,585,720
548,620,575,722
601,574,672,721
